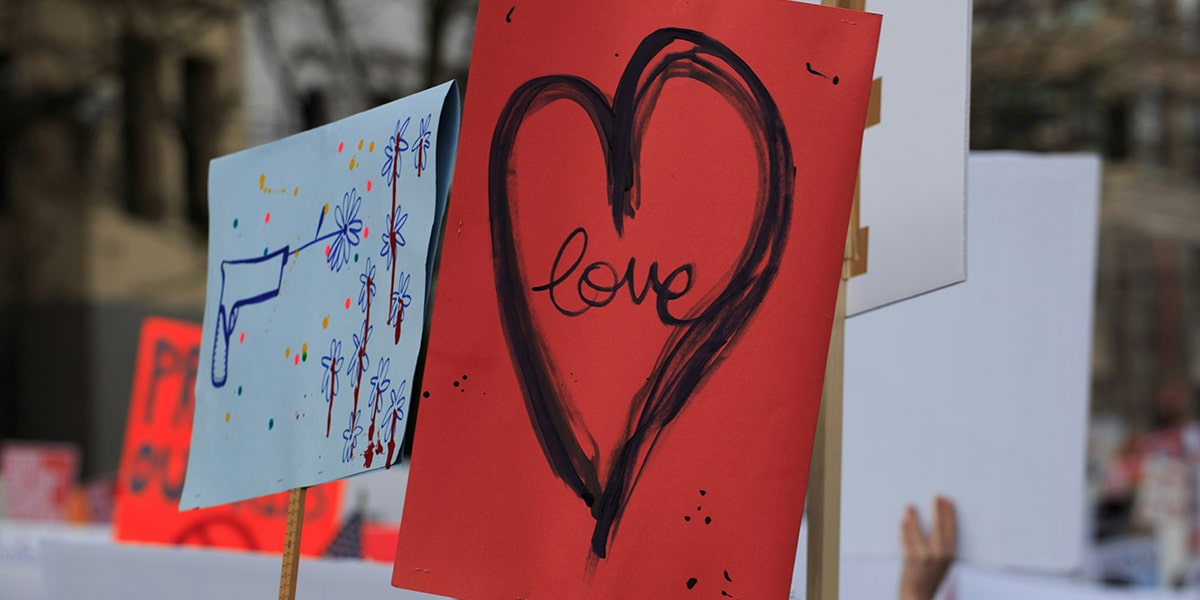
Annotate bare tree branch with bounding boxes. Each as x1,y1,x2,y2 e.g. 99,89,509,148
317,0,372,100
246,0,301,117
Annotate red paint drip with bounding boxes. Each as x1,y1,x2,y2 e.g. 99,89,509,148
337,141,344,153
367,390,379,443
394,302,403,344
366,180,372,192
417,144,425,177
326,357,336,437
325,244,331,258
387,137,400,327
363,226,369,239
363,388,382,468
264,212,271,224
385,411,398,469
351,279,371,422
239,332,245,344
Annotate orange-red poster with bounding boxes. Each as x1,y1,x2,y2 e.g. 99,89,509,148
393,0,881,597
113,317,342,554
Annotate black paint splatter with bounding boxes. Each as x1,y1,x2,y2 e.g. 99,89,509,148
422,391,430,398
804,61,840,86
453,381,460,387
705,516,712,525
686,578,698,590
699,489,706,496
724,570,732,582
505,6,514,22
684,516,691,522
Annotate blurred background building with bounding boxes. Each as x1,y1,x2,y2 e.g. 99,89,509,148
0,0,244,479
972,0,1200,427
0,0,475,477
973,0,1200,585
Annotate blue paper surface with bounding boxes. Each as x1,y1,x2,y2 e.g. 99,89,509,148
182,81,461,509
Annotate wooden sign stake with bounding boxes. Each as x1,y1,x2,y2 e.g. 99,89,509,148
807,228,851,600
278,487,307,600
809,2,871,598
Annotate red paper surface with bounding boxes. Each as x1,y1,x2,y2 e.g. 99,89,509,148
113,317,343,555
1,441,79,521
393,0,880,597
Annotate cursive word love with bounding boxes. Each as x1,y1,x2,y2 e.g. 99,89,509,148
531,227,695,325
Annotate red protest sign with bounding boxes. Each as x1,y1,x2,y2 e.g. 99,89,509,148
113,317,343,554
1,441,79,521
392,0,880,597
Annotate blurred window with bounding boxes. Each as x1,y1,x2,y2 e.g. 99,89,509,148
1191,101,1200,178
370,90,399,109
1136,89,1166,167
1180,0,1200,51
1106,102,1131,160
183,57,216,233
1064,0,1101,24
121,34,163,219
0,52,10,215
300,90,328,130
1136,0,1161,33
1073,79,1101,150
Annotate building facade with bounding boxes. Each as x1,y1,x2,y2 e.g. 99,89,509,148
0,0,476,478
0,0,243,476
973,0,1200,426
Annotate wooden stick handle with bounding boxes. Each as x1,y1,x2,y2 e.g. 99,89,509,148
278,487,307,600
808,4,870,598
807,274,847,600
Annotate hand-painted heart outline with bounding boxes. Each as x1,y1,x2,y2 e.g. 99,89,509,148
489,28,794,558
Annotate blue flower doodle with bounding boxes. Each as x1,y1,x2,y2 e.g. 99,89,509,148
379,205,409,270
341,409,363,463
347,321,373,388
327,188,364,272
390,270,413,325
320,338,343,398
381,117,411,186
368,357,391,414
358,257,377,313
413,114,432,176
380,380,409,443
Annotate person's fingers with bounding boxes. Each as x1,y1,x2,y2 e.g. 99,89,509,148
902,504,927,555
934,495,957,558
930,495,956,558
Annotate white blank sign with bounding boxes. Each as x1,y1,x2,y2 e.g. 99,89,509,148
793,0,971,315
841,152,1101,572
847,0,971,315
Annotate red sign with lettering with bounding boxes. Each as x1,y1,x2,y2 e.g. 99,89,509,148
113,317,343,554
392,0,880,597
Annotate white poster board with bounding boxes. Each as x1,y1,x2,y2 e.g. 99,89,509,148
840,153,1101,572
797,0,970,315
39,537,442,600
